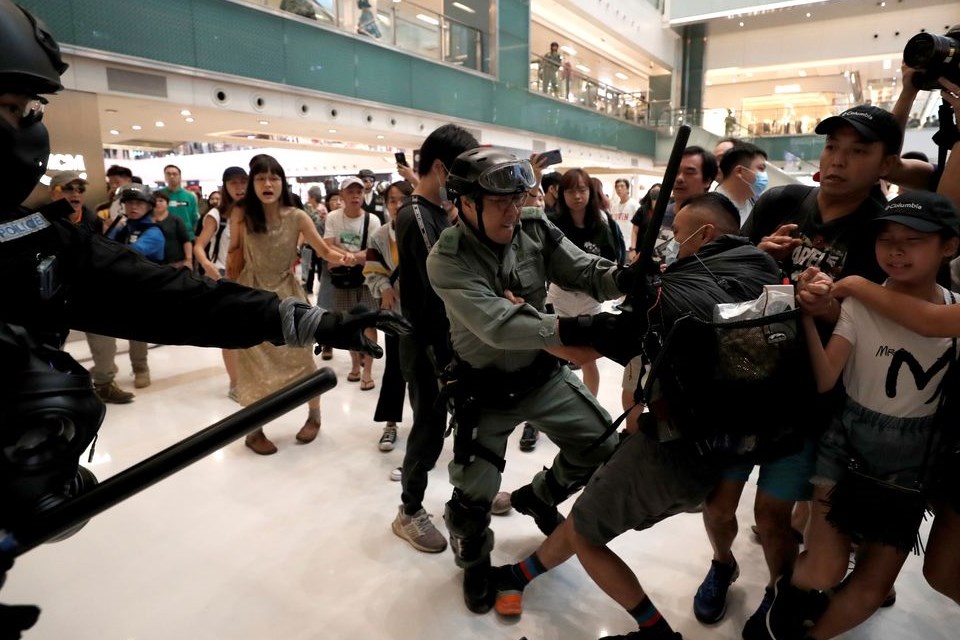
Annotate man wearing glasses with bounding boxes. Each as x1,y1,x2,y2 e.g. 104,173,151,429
48,171,97,233
426,148,633,614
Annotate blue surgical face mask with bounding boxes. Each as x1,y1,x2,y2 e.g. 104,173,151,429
742,167,768,198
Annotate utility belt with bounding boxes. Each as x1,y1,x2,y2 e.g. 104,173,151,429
440,352,561,472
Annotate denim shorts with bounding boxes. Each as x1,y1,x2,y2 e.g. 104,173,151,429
722,437,816,502
813,397,939,489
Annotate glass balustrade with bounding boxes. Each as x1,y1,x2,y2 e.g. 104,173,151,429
243,0,486,74
529,54,650,126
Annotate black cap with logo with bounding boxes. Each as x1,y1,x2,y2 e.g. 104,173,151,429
875,190,960,237
815,105,903,155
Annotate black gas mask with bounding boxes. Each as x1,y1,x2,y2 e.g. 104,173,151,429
0,324,103,542
0,105,51,210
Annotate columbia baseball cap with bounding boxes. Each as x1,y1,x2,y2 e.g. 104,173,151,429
875,190,960,236
815,105,902,155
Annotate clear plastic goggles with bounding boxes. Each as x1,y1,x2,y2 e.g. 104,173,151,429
477,159,537,194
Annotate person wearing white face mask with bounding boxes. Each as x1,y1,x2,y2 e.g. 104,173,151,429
715,142,769,228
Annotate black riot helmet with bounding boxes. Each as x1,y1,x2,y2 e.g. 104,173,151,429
118,182,155,206
445,148,536,241
0,0,69,210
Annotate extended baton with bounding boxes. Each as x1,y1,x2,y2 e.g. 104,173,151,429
1,368,337,558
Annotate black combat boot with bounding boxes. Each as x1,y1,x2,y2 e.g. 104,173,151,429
463,557,496,614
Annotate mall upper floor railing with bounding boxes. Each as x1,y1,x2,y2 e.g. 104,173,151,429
529,54,650,126
245,0,487,73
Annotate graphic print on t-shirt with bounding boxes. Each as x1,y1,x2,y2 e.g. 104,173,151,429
883,345,954,407
339,229,362,251
789,231,849,283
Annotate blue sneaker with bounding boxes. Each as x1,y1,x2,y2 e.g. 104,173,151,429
741,586,774,640
693,558,740,624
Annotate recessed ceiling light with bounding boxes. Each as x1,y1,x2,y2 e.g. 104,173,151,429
155,121,165,127
185,117,195,123
575,64,591,73
799,70,807,77
560,45,577,56
328,129,338,133
805,12,811,17
109,129,120,135
739,21,744,27
615,72,629,80
131,125,142,130
376,135,385,139
180,109,191,116
416,14,439,26
452,1,475,13
259,120,270,125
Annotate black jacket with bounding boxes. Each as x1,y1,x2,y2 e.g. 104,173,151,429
1,201,283,349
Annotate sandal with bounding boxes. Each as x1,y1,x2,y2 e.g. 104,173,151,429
360,378,376,391
347,371,361,382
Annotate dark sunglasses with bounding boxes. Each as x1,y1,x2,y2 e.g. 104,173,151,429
61,184,86,194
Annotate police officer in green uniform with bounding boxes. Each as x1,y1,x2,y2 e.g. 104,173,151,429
426,148,638,612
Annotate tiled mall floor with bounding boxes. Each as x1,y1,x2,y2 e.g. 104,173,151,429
4,337,958,639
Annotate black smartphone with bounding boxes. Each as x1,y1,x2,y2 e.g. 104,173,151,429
539,149,562,166
394,151,409,167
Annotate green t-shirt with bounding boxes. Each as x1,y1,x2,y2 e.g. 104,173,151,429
161,187,199,240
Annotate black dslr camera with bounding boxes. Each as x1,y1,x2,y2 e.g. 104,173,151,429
903,25,960,90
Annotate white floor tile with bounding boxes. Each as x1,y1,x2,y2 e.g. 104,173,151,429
3,338,957,639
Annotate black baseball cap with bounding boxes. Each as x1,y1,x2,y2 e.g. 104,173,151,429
222,166,247,182
875,191,960,236
815,105,902,155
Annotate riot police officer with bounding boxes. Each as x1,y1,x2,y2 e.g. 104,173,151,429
0,2,407,630
425,148,639,612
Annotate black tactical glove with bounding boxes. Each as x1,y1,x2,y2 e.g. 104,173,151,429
0,603,40,640
612,259,646,295
314,306,412,358
557,312,643,366
278,298,411,358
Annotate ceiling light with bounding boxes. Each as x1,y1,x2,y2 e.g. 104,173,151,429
774,84,802,94
806,12,811,17
882,59,892,70
328,129,338,133
416,14,439,26
259,120,270,125
109,129,120,135
376,135,385,139
180,109,191,116
131,125,142,131
155,121,165,127
798,70,807,77
615,72,629,80
575,64,591,73
185,117,195,123
560,45,577,56
739,21,744,27
452,1,475,13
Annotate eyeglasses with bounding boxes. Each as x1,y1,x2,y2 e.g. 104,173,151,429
60,184,86,194
486,195,525,212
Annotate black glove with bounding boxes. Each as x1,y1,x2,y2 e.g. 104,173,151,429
613,259,646,295
557,312,643,366
314,306,412,358
0,604,40,640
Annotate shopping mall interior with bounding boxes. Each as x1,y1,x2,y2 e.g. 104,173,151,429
4,0,960,638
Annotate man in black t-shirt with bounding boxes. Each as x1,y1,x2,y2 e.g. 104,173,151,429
391,124,479,554
696,105,901,639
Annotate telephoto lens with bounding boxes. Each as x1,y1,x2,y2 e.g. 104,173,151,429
903,26,960,90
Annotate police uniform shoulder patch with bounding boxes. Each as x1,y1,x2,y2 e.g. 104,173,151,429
434,225,462,256
0,213,51,243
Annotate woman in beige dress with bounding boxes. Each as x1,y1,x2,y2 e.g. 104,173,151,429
228,154,353,455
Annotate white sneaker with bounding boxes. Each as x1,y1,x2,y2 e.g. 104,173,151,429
391,506,447,553
379,423,398,452
389,466,402,482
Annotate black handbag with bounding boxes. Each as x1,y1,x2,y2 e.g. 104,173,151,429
329,212,369,289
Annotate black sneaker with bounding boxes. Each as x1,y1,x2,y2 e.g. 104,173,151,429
765,575,808,640
463,560,496,614
519,423,539,452
510,484,563,535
